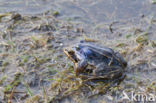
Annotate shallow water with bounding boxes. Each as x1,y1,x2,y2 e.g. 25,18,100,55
0,0,156,23
0,0,155,103
0,0,52,14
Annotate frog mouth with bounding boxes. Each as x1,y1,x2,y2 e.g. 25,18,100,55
63,48,78,63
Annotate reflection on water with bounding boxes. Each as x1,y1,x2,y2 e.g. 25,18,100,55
0,0,156,23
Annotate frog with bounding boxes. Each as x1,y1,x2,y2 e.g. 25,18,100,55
63,41,127,79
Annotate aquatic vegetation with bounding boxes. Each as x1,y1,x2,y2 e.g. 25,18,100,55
53,11,60,17
136,35,148,44
0,9,155,103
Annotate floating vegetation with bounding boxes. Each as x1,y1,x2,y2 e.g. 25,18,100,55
53,11,60,17
116,43,128,48
136,35,148,44
83,34,98,42
151,40,156,47
125,34,132,39
0,13,11,21
48,61,126,102
0,75,7,85
0,8,155,103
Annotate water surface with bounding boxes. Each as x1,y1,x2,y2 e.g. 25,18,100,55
0,0,156,24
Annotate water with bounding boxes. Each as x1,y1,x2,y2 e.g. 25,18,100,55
0,0,156,23
0,1,155,103
0,0,52,14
